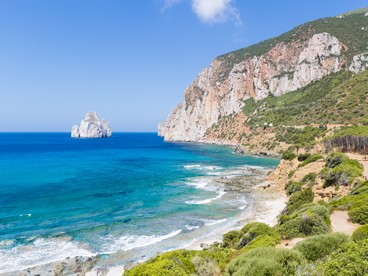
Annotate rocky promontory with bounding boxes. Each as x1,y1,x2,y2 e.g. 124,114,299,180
71,112,112,138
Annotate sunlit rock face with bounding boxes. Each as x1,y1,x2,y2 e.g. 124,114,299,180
158,32,364,142
71,112,112,138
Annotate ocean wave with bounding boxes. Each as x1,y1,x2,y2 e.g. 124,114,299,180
183,164,222,171
0,239,15,248
19,213,32,217
99,229,182,254
185,178,211,189
184,164,201,169
0,237,94,274
185,191,226,205
185,225,200,230
201,218,227,226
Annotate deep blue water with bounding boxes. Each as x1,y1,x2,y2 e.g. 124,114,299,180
0,133,279,272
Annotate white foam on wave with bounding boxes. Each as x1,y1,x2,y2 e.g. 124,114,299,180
183,164,222,171
184,164,201,169
99,229,182,254
185,191,226,205
0,238,94,274
202,218,227,226
0,239,15,247
185,178,211,190
19,213,32,217
185,225,200,230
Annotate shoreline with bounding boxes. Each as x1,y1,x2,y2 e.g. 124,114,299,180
4,144,284,276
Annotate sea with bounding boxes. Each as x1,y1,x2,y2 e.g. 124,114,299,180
0,133,280,273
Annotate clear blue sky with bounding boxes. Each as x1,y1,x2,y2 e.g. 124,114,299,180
0,0,367,132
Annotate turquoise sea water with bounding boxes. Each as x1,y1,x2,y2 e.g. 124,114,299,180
0,133,279,272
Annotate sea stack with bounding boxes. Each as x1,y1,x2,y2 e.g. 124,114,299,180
71,112,112,138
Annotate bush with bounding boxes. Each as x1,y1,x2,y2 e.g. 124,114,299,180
282,150,296,161
222,222,280,251
351,181,368,195
284,188,314,215
225,247,305,276
277,203,330,239
237,222,280,250
322,154,363,188
325,152,348,168
223,230,240,248
315,241,368,276
302,173,317,187
298,153,311,162
294,233,349,261
285,181,303,196
299,154,323,167
124,248,230,276
348,204,368,224
351,225,368,243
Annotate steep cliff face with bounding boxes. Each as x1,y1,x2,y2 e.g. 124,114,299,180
158,33,347,141
158,10,368,142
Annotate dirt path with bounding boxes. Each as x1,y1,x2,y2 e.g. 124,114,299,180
330,210,360,235
277,238,305,249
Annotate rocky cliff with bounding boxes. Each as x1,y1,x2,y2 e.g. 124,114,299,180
71,112,112,138
158,10,368,142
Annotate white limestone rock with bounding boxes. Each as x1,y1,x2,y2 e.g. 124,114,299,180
71,112,112,138
349,53,368,73
158,32,348,142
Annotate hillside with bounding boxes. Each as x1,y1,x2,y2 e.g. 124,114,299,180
158,8,368,142
204,68,368,155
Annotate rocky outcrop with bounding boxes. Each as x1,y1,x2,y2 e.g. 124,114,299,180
349,53,368,73
158,33,349,142
71,112,112,138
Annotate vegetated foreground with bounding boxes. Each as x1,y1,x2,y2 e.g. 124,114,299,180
124,149,368,275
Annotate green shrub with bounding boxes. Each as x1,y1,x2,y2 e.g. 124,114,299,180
284,188,314,215
237,222,280,250
351,181,368,195
225,247,305,276
325,152,348,168
298,153,311,162
282,150,296,161
322,153,363,188
222,222,280,251
277,203,330,239
299,154,323,167
124,250,195,276
284,181,303,196
302,173,317,187
277,212,330,239
294,233,349,261
124,248,230,276
223,230,240,248
351,225,368,242
348,204,368,224
315,241,368,276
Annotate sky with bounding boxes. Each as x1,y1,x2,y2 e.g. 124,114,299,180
0,1,367,132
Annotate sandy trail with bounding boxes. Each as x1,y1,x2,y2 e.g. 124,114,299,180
330,210,360,235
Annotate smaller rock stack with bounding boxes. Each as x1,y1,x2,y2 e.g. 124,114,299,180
71,112,112,138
